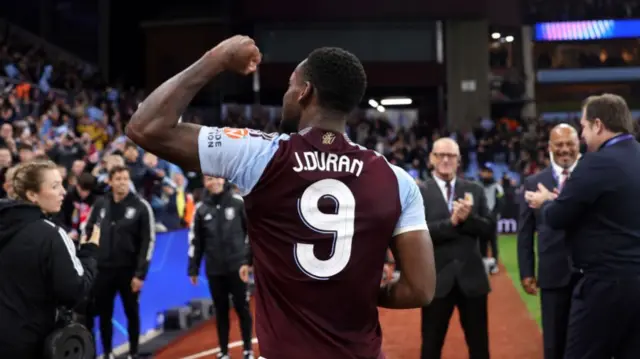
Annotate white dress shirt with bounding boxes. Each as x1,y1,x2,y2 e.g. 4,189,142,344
433,174,456,211
551,156,579,189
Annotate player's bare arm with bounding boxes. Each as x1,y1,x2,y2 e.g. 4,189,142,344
125,35,262,171
378,230,436,309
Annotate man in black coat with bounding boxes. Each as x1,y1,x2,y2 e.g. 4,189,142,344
420,138,493,359
518,124,579,359
526,93,640,359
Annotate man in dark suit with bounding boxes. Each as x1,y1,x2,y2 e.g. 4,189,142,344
525,93,640,359
517,124,580,359
420,137,493,359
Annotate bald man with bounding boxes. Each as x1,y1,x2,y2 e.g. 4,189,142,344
420,138,493,359
517,123,580,359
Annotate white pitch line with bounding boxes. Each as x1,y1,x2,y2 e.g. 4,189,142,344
180,337,259,359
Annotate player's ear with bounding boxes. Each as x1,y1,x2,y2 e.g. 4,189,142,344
297,81,313,105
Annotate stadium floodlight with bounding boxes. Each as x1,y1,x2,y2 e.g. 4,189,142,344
380,97,412,106
368,99,379,108
491,32,501,39
377,105,385,113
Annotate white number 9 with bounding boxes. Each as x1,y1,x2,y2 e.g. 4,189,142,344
295,179,356,280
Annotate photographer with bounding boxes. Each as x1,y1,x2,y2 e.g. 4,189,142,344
0,160,100,359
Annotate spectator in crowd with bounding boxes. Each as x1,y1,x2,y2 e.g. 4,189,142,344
0,145,13,197
157,171,195,230
56,172,100,241
2,165,16,199
479,165,504,275
47,132,85,169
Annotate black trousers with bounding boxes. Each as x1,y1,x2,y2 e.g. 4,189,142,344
208,273,253,354
564,275,640,359
540,285,573,359
421,285,489,359
86,268,140,356
479,218,498,261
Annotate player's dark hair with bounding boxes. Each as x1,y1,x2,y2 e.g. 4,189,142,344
582,93,635,134
108,165,130,179
302,47,367,114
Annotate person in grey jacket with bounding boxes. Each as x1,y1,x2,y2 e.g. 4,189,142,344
478,165,504,274
188,176,253,359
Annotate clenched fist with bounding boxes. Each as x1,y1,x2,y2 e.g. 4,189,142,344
210,35,262,75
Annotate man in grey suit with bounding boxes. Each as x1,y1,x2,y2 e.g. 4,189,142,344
517,124,579,359
420,138,493,359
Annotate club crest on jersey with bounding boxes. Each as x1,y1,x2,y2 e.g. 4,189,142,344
322,132,336,145
224,207,235,220
125,207,137,219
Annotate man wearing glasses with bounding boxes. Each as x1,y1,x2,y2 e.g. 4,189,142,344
419,138,493,359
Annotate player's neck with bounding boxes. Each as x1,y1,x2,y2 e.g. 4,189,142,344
300,110,347,133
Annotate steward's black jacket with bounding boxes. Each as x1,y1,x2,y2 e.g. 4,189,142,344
188,190,250,276
0,200,98,359
84,192,155,279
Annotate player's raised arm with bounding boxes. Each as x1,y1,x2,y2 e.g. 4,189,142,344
378,168,436,309
125,35,262,172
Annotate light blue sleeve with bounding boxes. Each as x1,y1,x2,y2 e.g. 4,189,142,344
197,127,288,196
390,164,429,236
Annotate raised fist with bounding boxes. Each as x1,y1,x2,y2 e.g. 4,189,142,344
212,35,262,75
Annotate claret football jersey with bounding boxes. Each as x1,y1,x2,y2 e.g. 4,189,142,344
197,126,428,359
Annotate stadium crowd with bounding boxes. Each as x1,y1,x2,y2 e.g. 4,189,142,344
0,26,587,236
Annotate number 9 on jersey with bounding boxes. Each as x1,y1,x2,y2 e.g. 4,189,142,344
295,179,356,280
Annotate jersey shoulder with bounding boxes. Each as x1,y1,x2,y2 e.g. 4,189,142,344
359,153,427,236
341,138,417,200
197,126,291,196
391,166,428,235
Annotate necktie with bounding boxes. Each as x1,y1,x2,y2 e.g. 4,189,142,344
445,180,453,212
559,169,570,191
